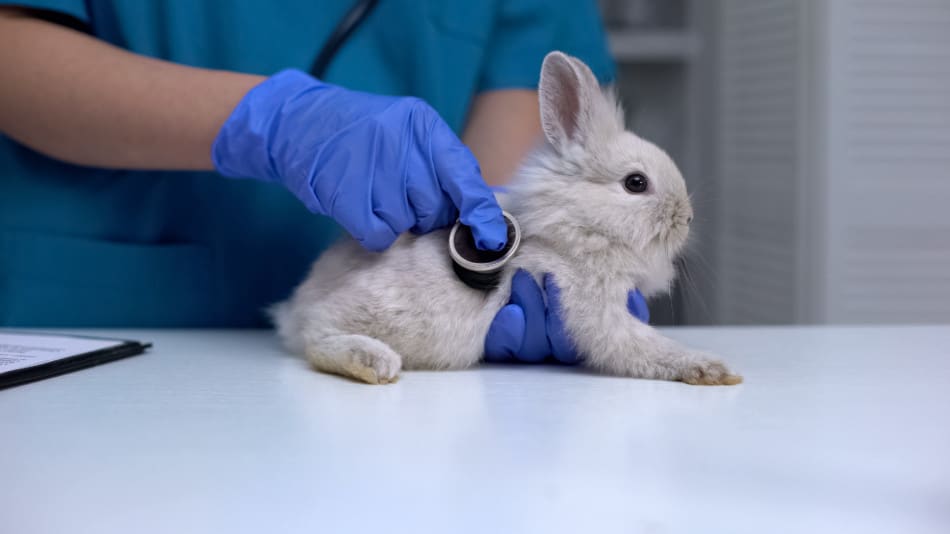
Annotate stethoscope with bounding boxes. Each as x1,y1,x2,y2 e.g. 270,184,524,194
309,0,379,79
313,0,522,291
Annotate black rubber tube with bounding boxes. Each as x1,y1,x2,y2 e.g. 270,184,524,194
310,0,380,79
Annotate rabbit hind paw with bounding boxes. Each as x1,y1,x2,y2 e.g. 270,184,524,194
307,334,403,385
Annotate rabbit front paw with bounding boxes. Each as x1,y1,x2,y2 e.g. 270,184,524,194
678,353,743,386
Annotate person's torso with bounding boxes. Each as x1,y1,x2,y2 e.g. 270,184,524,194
0,0,502,326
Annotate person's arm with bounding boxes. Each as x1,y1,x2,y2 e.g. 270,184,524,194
462,89,541,186
0,6,507,252
0,6,263,170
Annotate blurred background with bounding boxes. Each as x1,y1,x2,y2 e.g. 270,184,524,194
598,0,950,326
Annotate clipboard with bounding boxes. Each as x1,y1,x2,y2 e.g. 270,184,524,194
0,331,151,389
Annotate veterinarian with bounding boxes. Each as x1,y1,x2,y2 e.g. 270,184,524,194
0,1,643,362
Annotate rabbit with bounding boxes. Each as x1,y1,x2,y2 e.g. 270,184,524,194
271,51,742,386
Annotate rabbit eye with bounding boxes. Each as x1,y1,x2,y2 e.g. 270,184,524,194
623,173,649,194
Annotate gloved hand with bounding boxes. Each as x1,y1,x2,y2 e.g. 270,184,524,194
212,69,507,252
485,270,649,364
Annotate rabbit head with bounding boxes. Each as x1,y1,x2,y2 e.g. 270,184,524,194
508,51,693,296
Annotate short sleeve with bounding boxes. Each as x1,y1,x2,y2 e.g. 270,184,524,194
0,1,89,24
478,0,615,91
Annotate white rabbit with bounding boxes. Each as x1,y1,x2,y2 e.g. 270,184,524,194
272,51,742,386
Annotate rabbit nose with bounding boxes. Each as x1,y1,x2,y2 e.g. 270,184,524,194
687,215,693,224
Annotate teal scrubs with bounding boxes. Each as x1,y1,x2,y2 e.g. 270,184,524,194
0,0,614,327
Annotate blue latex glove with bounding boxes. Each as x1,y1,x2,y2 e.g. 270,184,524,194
485,270,650,364
212,70,507,252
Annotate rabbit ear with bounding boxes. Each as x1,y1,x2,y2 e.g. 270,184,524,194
539,51,603,152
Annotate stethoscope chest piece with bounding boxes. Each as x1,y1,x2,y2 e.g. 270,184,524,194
448,211,522,291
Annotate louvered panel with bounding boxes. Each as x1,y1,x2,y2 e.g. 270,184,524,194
825,0,950,322
721,219,797,323
718,0,801,324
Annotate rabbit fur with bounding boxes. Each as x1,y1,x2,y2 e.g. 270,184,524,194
272,51,741,386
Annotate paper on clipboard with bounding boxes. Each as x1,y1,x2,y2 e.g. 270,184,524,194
0,333,123,373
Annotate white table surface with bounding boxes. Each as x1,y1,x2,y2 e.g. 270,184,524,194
2,326,949,534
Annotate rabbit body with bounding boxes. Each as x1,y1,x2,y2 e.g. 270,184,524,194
272,228,508,383
273,52,741,386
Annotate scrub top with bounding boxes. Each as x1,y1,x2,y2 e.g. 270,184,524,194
0,0,615,327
